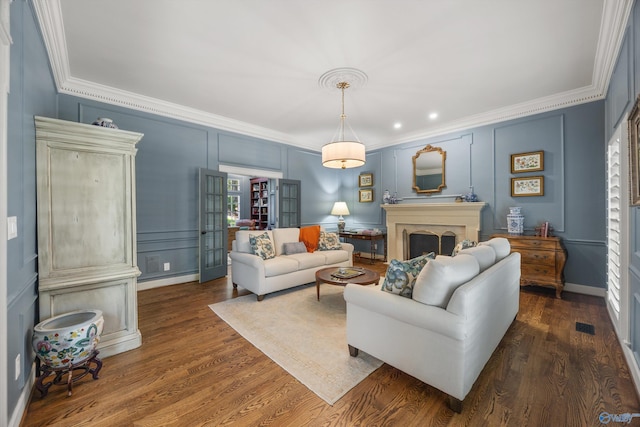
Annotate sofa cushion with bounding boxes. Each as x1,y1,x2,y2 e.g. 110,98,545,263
412,254,480,308
299,225,321,253
283,241,307,255
249,232,276,260
478,237,511,261
319,249,350,264
284,252,326,269
458,245,496,272
318,231,342,250
263,256,300,277
451,239,477,256
273,228,301,256
381,253,435,298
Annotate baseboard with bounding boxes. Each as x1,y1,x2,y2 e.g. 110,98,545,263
9,364,34,427
137,274,199,291
563,282,606,297
97,330,142,358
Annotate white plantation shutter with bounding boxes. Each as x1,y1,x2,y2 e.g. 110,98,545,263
607,138,621,318
606,121,629,342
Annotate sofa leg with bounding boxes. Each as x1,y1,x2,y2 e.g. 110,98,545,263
348,345,359,357
448,396,463,413
257,295,265,302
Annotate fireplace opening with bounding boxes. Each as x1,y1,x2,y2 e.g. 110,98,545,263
404,230,456,259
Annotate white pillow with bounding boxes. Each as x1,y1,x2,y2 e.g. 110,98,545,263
458,245,496,272
478,237,511,261
412,254,480,308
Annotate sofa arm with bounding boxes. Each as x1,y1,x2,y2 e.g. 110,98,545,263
341,242,354,257
344,284,465,340
229,251,265,271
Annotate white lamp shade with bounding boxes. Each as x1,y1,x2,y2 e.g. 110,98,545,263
331,201,350,216
322,141,366,169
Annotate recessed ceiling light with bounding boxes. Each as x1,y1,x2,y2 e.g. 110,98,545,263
429,112,438,120
393,122,402,129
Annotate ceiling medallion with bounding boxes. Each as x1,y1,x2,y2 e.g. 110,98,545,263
318,67,368,91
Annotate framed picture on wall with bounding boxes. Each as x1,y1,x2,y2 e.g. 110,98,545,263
359,173,373,187
359,189,373,202
511,176,544,197
629,95,640,205
511,151,544,173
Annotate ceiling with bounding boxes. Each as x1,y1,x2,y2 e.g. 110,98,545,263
33,0,631,152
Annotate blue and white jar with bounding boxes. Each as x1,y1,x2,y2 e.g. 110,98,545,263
507,207,524,235
383,190,391,204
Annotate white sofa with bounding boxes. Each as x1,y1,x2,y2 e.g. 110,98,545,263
344,238,520,412
231,228,354,301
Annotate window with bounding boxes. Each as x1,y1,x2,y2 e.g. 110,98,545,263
606,121,629,341
227,178,240,192
607,133,621,318
227,178,241,224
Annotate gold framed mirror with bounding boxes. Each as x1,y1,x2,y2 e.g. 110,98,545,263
412,144,446,193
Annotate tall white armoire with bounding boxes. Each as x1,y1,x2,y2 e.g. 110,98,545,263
35,116,143,357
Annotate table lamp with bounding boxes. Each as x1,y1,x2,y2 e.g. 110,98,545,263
331,201,350,232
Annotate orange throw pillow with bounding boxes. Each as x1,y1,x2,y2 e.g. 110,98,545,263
299,225,321,253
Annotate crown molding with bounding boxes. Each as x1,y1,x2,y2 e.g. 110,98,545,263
592,0,634,96
60,75,300,147
377,84,603,150
0,0,11,47
32,0,68,91
34,0,633,153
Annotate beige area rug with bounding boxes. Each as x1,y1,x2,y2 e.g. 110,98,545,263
209,283,383,405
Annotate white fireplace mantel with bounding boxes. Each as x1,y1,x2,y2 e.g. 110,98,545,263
382,202,487,261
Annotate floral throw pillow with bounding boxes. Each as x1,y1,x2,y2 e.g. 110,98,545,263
249,232,276,260
381,253,435,298
317,231,342,250
451,239,477,256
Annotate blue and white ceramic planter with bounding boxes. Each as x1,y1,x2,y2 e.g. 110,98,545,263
32,309,104,369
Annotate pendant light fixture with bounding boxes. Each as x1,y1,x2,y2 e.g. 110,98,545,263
321,80,366,169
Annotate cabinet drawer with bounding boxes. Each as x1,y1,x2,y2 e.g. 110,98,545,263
521,264,555,278
509,239,557,251
517,250,555,266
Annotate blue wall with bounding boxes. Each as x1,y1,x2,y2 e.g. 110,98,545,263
7,0,629,421
54,95,607,288
355,102,606,288
606,0,640,372
7,0,57,420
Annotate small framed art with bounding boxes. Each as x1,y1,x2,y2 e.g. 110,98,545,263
511,151,544,173
511,176,544,197
359,188,373,202
359,173,373,187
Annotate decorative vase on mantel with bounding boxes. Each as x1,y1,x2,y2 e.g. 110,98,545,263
383,190,391,205
507,207,524,235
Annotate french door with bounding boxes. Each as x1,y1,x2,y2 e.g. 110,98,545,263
278,179,301,228
199,169,228,283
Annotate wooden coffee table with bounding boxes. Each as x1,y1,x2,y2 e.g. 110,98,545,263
315,267,380,300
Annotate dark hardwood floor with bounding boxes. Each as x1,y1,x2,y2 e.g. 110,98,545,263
21,259,640,426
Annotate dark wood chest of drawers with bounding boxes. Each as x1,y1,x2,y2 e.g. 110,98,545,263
492,234,567,298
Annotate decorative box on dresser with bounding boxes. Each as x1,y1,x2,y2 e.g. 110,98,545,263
492,234,567,298
35,116,143,357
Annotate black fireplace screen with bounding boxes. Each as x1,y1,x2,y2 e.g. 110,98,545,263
406,231,456,258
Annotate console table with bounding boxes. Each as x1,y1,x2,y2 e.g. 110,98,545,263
492,234,567,298
339,232,387,264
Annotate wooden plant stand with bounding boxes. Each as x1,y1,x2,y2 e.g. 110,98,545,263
35,350,103,397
